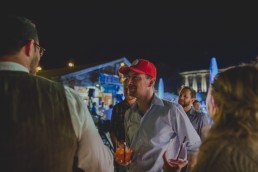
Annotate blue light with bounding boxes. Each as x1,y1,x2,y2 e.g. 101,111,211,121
158,78,164,99
209,57,218,85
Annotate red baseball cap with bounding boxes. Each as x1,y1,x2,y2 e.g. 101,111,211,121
119,59,156,78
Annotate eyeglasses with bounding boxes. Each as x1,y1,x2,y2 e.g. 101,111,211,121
34,43,46,57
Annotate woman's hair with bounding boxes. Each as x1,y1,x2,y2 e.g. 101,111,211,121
195,64,258,172
209,64,258,136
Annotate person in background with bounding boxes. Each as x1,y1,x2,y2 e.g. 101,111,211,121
90,101,103,127
119,59,201,172
165,63,258,172
0,15,113,172
192,100,201,112
193,99,214,128
104,104,113,132
109,78,136,172
90,102,99,116
178,86,210,141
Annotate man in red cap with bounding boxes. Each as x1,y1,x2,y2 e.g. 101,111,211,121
118,59,201,172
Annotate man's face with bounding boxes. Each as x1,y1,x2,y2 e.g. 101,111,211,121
126,71,152,98
193,102,200,111
178,88,193,108
123,79,135,101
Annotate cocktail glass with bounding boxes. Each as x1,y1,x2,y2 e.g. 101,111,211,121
114,143,132,165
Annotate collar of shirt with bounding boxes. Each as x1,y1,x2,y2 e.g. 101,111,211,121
0,62,29,73
130,94,164,113
124,99,133,108
186,107,197,116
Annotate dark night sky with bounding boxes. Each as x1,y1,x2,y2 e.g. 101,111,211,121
10,5,258,92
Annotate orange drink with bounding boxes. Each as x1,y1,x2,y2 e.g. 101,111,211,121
114,145,132,164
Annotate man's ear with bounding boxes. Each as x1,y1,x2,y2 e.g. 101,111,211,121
24,40,34,57
149,78,156,87
191,98,196,105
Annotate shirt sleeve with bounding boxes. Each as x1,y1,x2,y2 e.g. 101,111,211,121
64,86,114,172
172,104,202,154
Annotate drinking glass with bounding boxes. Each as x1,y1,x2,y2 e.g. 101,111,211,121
114,142,132,165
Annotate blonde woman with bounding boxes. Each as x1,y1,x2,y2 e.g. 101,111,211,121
193,63,258,172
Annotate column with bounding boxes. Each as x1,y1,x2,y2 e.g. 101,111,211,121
192,75,197,92
201,74,207,92
184,75,189,86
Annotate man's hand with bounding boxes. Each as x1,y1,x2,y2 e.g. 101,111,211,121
114,144,133,166
163,151,188,172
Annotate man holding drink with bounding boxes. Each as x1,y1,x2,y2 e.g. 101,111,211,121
117,59,201,172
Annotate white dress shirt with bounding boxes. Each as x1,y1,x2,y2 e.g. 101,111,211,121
0,62,114,172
